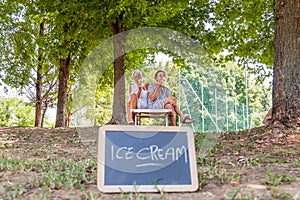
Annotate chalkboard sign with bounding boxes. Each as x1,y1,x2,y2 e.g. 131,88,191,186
97,125,198,193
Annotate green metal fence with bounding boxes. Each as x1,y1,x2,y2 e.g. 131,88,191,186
178,77,253,133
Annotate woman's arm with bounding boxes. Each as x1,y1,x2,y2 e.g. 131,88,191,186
148,84,162,102
128,85,132,95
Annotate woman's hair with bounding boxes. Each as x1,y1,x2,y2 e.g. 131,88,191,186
131,69,142,80
154,70,165,80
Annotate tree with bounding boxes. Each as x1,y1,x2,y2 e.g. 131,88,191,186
272,0,300,132
26,0,109,127
102,0,190,124
0,97,35,127
0,1,57,127
203,0,274,82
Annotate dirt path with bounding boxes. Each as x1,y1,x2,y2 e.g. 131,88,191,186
0,126,299,199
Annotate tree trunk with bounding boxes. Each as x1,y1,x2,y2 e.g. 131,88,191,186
41,100,48,128
35,56,42,127
34,22,44,127
55,53,70,127
65,112,71,127
272,0,300,132
108,19,127,125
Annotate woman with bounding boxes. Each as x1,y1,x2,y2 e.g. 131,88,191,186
148,70,195,126
127,69,149,124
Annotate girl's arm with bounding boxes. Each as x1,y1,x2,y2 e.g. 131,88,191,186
148,84,162,102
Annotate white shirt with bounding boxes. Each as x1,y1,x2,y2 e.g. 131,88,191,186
130,84,148,109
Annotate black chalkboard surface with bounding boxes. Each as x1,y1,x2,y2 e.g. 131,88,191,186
97,125,198,193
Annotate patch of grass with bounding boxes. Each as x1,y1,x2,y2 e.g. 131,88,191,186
2,183,27,199
236,157,261,168
198,168,209,186
259,153,283,164
194,132,206,150
0,154,97,191
31,186,51,200
32,158,96,190
261,168,297,186
270,188,293,200
274,147,287,156
291,158,299,168
217,168,241,184
0,156,43,173
224,188,255,200
234,142,244,153
194,132,221,156
247,158,261,167
117,184,167,200
80,191,100,200
208,146,218,156
197,155,206,164
198,164,241,186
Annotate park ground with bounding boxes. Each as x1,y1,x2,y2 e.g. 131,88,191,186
0,126,299,200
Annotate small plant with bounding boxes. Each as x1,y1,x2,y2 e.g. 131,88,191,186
117,183,167,200
270,188,293,200
247,157,261,167
261,168,297,186
234,142,244,153
224,188,255,200
197,155,206,164
0,155,97,191
198,168,209,186
208,146,218,156
291,159,299,168
81,191,100,200
194,132,206,150
2,183,27,199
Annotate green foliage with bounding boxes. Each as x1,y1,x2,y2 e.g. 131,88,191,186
180,57,271,129
262,168,297,186
209,0,274,67
103,0,189,30
2,183,27,199
0,155,96,190
166,0,274,84
0,0,275,127
226,188,255,200
0,97,35,127
95,66,114,125
0,1,35,88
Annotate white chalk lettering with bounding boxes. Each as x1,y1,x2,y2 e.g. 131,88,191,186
110,145,188,165
165,147,175,160
176,146,188,163
116,147,127,159
137,147,150,160
111,145,114,160
157,149,165,160
125,147,133,159
150,145,159,160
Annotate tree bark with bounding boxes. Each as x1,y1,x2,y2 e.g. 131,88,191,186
35,55,43,127
272,0,300,131
34,22,44,127
108,18,127,125
41,100,48,128
55,53,70,127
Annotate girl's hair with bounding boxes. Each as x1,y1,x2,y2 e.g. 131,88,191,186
154,70,165,80
131,69,142,80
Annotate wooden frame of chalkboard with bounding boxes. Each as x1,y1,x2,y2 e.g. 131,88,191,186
97,125,198,193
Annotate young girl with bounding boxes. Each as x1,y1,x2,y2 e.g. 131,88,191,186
147,70,195,126
127,70,149,124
